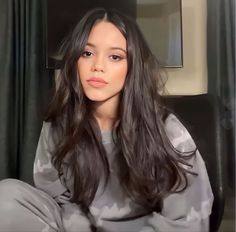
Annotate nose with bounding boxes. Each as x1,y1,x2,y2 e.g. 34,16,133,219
91,55,105,72
91,63,104,72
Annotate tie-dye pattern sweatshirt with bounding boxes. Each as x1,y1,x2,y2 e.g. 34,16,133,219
33,114,214,232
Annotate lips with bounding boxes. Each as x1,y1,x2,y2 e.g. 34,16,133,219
87,77,108,88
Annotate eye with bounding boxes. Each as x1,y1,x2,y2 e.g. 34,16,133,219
81,51,93,57
110,55,122,61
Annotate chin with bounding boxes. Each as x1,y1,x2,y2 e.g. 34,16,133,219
84,90,120,103
85,94,107,102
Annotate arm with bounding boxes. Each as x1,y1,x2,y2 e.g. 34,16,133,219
33,122,91,232
141,114,213,232
140,150,213,232
101,114,213,232
101,151,213,232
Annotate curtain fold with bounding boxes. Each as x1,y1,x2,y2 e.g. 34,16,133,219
207,0,235,189
0,0,53,184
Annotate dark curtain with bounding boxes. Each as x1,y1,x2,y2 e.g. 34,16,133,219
207,0,235,189
0,0,53,184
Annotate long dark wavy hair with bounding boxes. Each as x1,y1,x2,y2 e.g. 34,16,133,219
45,8,195,213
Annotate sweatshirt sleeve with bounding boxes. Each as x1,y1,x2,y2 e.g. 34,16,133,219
33,122,66,197
95,114,214,232
139,114,214,232
33,122,91,232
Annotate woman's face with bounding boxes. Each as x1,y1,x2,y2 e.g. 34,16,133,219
77,21,128,103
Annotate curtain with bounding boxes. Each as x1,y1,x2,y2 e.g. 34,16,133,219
207,0,235,189
0,0,53,184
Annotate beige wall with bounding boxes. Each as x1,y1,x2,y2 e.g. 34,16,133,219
165,0,208,95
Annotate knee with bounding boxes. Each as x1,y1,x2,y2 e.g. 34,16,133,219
0,178,28,202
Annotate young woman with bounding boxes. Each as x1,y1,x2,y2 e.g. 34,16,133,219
0,8,213,232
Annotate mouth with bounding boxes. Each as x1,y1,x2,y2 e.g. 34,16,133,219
87,77,108,88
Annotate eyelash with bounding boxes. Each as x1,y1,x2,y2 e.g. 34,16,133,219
81,51,125,61
81,51,93,57
110,55,123,61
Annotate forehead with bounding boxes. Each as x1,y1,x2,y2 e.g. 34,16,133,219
87,21,126,49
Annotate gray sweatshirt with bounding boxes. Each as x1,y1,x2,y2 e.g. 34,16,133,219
33,114,213,232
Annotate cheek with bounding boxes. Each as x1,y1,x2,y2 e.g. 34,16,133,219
116,65,128,86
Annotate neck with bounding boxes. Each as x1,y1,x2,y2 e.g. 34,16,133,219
92,97,120,131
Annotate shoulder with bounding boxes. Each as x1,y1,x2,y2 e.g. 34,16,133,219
39,121,54,142
164,113,196,153
41,121,52,134
41,121,60,138
39,121,60,149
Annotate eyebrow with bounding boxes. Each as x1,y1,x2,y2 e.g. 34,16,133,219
86,42,127,54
